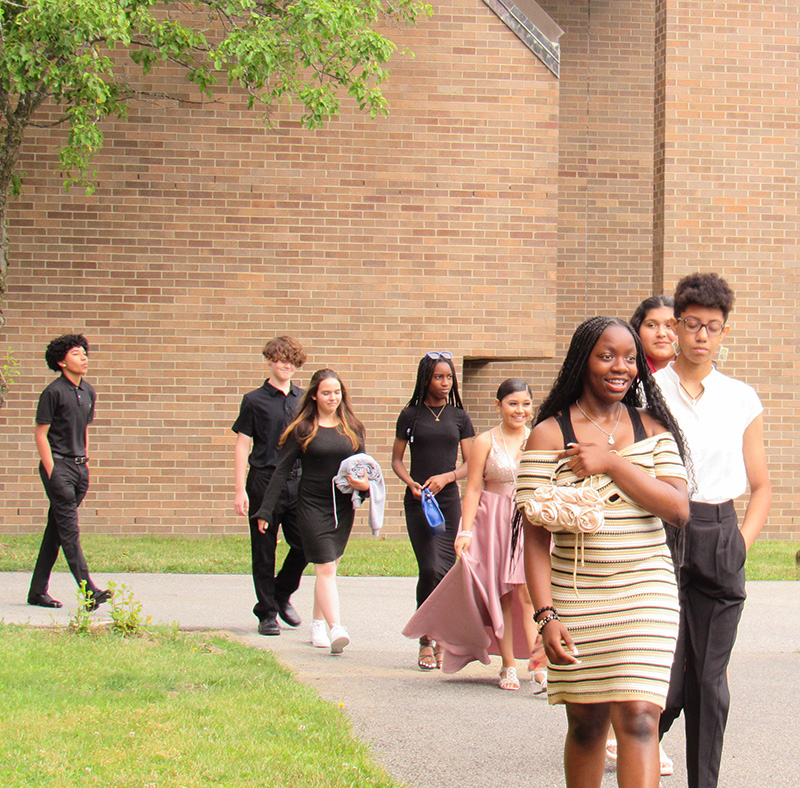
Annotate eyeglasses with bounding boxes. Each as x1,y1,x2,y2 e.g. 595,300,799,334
426,351,453,360
676,317,726,336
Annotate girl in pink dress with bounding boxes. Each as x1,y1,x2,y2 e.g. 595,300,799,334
403,379,545,691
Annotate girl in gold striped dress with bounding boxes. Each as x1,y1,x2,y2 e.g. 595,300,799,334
516,317,690,788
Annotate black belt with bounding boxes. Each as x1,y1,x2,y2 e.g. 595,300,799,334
52,453,89,465
690,499,735,520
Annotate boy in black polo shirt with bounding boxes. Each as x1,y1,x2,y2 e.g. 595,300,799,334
232,336,308,635
28,334,110,610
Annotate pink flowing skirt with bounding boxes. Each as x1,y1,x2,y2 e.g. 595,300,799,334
403,490,533,673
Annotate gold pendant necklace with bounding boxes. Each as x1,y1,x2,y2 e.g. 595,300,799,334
575,400,622,445
425,403,447,421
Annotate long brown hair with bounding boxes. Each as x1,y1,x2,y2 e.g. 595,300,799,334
279,369,364,451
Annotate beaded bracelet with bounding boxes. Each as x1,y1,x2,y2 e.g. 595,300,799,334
537,612,560,634
455,530,473,539
534,605,557,621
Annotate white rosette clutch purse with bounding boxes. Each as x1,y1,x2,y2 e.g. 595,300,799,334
515,451,606,594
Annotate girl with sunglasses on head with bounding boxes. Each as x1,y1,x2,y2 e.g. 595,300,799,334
392,351,475,670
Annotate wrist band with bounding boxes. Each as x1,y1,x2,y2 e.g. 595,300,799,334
534,605,557,621
456,530,473,539
452,471,457,483
537,612,559,634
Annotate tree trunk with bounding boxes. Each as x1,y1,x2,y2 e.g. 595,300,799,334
0,88,47,408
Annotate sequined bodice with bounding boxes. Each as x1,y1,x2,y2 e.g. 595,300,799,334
483,428,529,495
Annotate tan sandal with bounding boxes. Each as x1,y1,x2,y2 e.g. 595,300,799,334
418,637,436,670
499,666,520,691
433,640,444,669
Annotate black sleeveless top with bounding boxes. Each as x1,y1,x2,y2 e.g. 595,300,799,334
555,404,646,448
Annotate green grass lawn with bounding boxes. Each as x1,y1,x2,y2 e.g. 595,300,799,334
1,533,797,580
0,534,419,576
744,539,800,581
0,623,404,788
1,534,795,788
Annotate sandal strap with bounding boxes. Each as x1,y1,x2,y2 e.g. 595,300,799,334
499,666,520,689
418,643,437,670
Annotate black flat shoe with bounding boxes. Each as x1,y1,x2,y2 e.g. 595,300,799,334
258,617,281,636
86,589,111,611
28,593,63,608
277,599,301,628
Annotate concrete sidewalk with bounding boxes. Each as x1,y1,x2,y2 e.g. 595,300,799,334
2,572,798,788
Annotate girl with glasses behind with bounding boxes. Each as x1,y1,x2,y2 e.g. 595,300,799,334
392,352,475,671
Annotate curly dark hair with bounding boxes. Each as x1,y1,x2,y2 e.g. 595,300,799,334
673,272,734,321
630,294,674,335
401,353,466,444
262,336,307,367
45,334,89,373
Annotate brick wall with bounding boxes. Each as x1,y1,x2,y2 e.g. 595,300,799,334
1,0,797,540
654,0,800,537
543,0,799,538
0,0,561,537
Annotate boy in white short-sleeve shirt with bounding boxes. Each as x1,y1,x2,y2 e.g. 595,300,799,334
655,273,771,788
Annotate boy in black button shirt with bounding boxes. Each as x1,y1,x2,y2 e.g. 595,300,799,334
232,336,308,635
28,334,110,610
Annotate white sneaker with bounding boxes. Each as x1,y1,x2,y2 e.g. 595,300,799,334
329,624,350,655
310,619,330,648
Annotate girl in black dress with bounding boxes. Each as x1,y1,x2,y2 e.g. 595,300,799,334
256,369,368,655
392,352,475,670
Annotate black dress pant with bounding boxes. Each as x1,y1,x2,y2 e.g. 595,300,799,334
30,460,98,596
404,484,460,609
659,500,746,788
246,467,307,622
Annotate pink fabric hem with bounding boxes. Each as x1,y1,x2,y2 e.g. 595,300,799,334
403,490,533,673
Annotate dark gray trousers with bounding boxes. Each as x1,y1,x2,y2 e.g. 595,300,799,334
659,499,746,788
30,460,97,596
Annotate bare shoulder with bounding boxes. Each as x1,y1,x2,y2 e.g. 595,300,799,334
470,430,493,456
474,429,494,448
526,417,563,451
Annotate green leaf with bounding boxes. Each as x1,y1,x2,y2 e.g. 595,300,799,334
0,0,432,194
